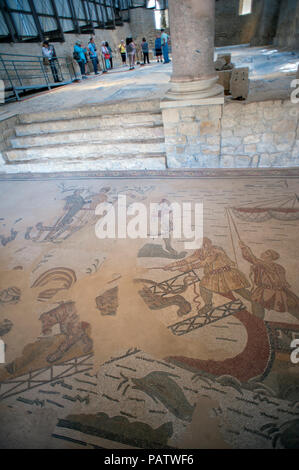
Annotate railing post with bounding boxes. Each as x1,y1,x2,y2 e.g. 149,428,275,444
12,61,22,87
0,55,15,100
40,58,51,90
56,58,64,82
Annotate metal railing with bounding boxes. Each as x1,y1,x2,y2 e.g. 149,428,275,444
0,53,78,102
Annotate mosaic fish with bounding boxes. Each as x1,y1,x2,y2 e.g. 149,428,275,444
131,371,195,422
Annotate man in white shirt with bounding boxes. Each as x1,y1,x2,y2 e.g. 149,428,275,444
42,41,60,82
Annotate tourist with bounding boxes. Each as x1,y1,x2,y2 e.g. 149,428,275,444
101,41,110,72
105,42,113,69
126,37,135,70
118,40,127,66
73,41,88,79
161,28,170,64
155,33,162,63
42,41,60,82
88,37,100,75
141,38,150,65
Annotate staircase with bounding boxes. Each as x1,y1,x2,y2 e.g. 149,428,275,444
1,99,167,173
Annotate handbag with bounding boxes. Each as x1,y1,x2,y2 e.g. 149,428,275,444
104,53,110,60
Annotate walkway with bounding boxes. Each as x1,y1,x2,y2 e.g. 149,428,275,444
0,45,298,121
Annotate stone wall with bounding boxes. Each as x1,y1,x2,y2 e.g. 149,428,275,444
128,7,157,59
220,100,298,167
215,0,262,47
0,23,133,71
162,99,299,168
0,115,19,162
274,0,299,49
214,0,294,48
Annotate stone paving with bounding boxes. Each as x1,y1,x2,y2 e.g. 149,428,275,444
0,45,298,121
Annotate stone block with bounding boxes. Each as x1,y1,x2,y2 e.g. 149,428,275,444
214,58,226,71
207,135,221,146
178,122,200,137
234,156,252,168
217,54,232,65
259,153,276,167
233,127,252,137
208,105,223,120
244,135,260,144
257,142,277,153
194,107,210,120
200,121,220,136
221,136,242,147
217,70,233,95
263,106,281,120
244,144,257,154
222,146,236,154
221,118,236,129
179,108,196,119
222,129,233,137
272,120,297,134
220,155,235,168
162,108,180,123
230,67,249,100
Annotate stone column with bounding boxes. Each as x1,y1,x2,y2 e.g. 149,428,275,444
165,0,223,102
160,0,224,168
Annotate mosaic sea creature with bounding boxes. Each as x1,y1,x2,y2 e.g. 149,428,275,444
131,371,195,422
0,319,13,336
261,419,299,449
0,287,21,305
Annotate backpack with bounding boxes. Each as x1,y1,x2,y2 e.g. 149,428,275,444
73,50,80,61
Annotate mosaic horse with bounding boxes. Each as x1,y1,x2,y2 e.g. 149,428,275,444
39,301,93,363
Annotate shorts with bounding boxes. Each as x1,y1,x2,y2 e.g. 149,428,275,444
155,49,162,56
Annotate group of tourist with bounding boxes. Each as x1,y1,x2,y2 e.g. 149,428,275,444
41,29,170,82
73,38,113,78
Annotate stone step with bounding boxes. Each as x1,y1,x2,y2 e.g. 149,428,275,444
3,153,166,172
11,124,164,148
18,99,162,124
15,112,163,137
5,139,166,163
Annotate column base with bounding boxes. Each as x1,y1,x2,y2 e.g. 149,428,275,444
162,76,224,107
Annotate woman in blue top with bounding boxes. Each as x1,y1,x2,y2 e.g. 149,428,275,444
155,34,162,63
74,41,88,79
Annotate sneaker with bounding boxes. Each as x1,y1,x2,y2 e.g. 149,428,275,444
82,75,88,79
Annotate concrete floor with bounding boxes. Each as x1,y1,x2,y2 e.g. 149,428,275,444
0,45,298,121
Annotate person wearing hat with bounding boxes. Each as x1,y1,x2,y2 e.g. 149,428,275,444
73,40,88,79
118,40,127,66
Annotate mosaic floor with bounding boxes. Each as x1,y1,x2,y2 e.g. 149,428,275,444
0,170,299,449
